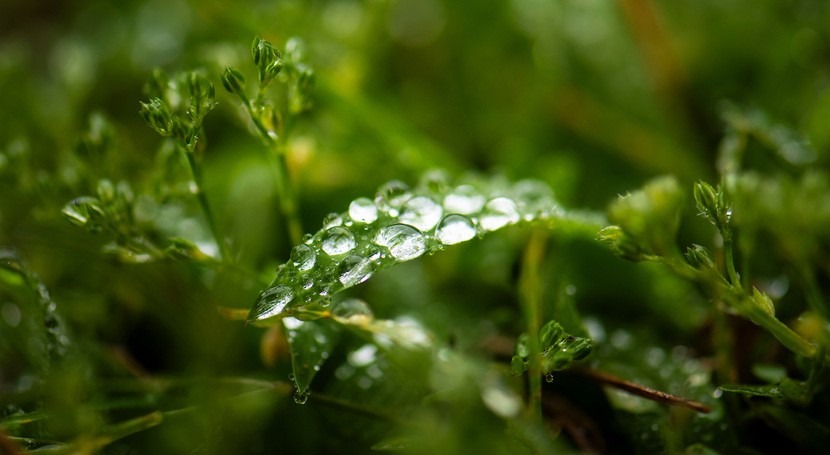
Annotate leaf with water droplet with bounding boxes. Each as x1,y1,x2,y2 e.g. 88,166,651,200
513,320,592,376
283,317,340,401
249,174,602,323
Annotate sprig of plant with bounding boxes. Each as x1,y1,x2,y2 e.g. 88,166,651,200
139,70,227,260
598,176,817,358
241,172,604,407
222,36,315,245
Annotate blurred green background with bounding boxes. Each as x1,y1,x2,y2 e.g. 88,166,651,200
2,0,829,452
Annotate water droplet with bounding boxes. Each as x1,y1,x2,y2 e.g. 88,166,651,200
332,298,374,323
302,279,314,290
321,226,356,256
338,255,374,287
290,244,316,271
323,212,343,229
479,198,520,231
293,389,309,404
252,286,294,320
436,214,476,245
374,224,426,261
399,196,443,231
545,373,555,383
419,169,449,192
375,180,411,213
443,185,485,215
511,179,556,220
348,197,379,223
348,344,378,367
302,233,313,244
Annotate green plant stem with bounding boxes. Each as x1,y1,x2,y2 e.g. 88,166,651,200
239,97,304,246
743,302,817,358
723,233,742,290
519,229,548,422
797,264,829,321
181,143,229,260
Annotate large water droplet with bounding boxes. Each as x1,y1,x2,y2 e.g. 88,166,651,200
479,198,520,231
332,298,374,323
443,185,485,215
252,285,294,320
338,255,374,287
290,244,316,271
399,196,443,231
349,197,378,223
323,212,343,229
375,180,411,214
374,224,426,261
511,179,556,220
321,226,356,256
436,214,476,245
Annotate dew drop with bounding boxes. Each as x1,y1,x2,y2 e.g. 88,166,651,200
443,185,486,215
374,224,426,261
399,196,443,231
511,179,556,220
375,180,411,212
436,214,476,245
293,389,309,405
290,244,316,271
338,255,374,287
252,285,294,320
479,198,520,231
348,197,379,223
323,212,343,229
321,226,356,256
545,373,555,383
332,298,374,323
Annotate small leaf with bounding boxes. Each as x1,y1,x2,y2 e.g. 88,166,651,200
283,317,340,401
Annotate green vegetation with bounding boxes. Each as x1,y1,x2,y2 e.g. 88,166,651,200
2,1,830,453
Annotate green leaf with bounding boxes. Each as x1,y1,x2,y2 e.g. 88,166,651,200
283,317,341,403
248,174,578,323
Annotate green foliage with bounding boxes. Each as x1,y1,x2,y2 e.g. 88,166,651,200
2,1,830,453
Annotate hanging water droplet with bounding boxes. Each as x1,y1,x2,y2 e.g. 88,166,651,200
332,298,374,323
323,212,343,229
375,180,411,214
374,224,426,261
290,244,316,271
443,185,486,215
479,198,520,231
338,255,374,287
251,286,294,320
399,196,443,231
348,197,378,223
321,226,356,256
293,389,309,404
545,373,555,383
436,214,476,245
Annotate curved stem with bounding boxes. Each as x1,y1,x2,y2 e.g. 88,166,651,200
182,143,229,260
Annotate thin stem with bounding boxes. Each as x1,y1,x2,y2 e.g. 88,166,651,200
519,229,548,422
181,142,229,260
239,97,304,246
743,303,817,358
797,264,829,321
723,233,742,290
